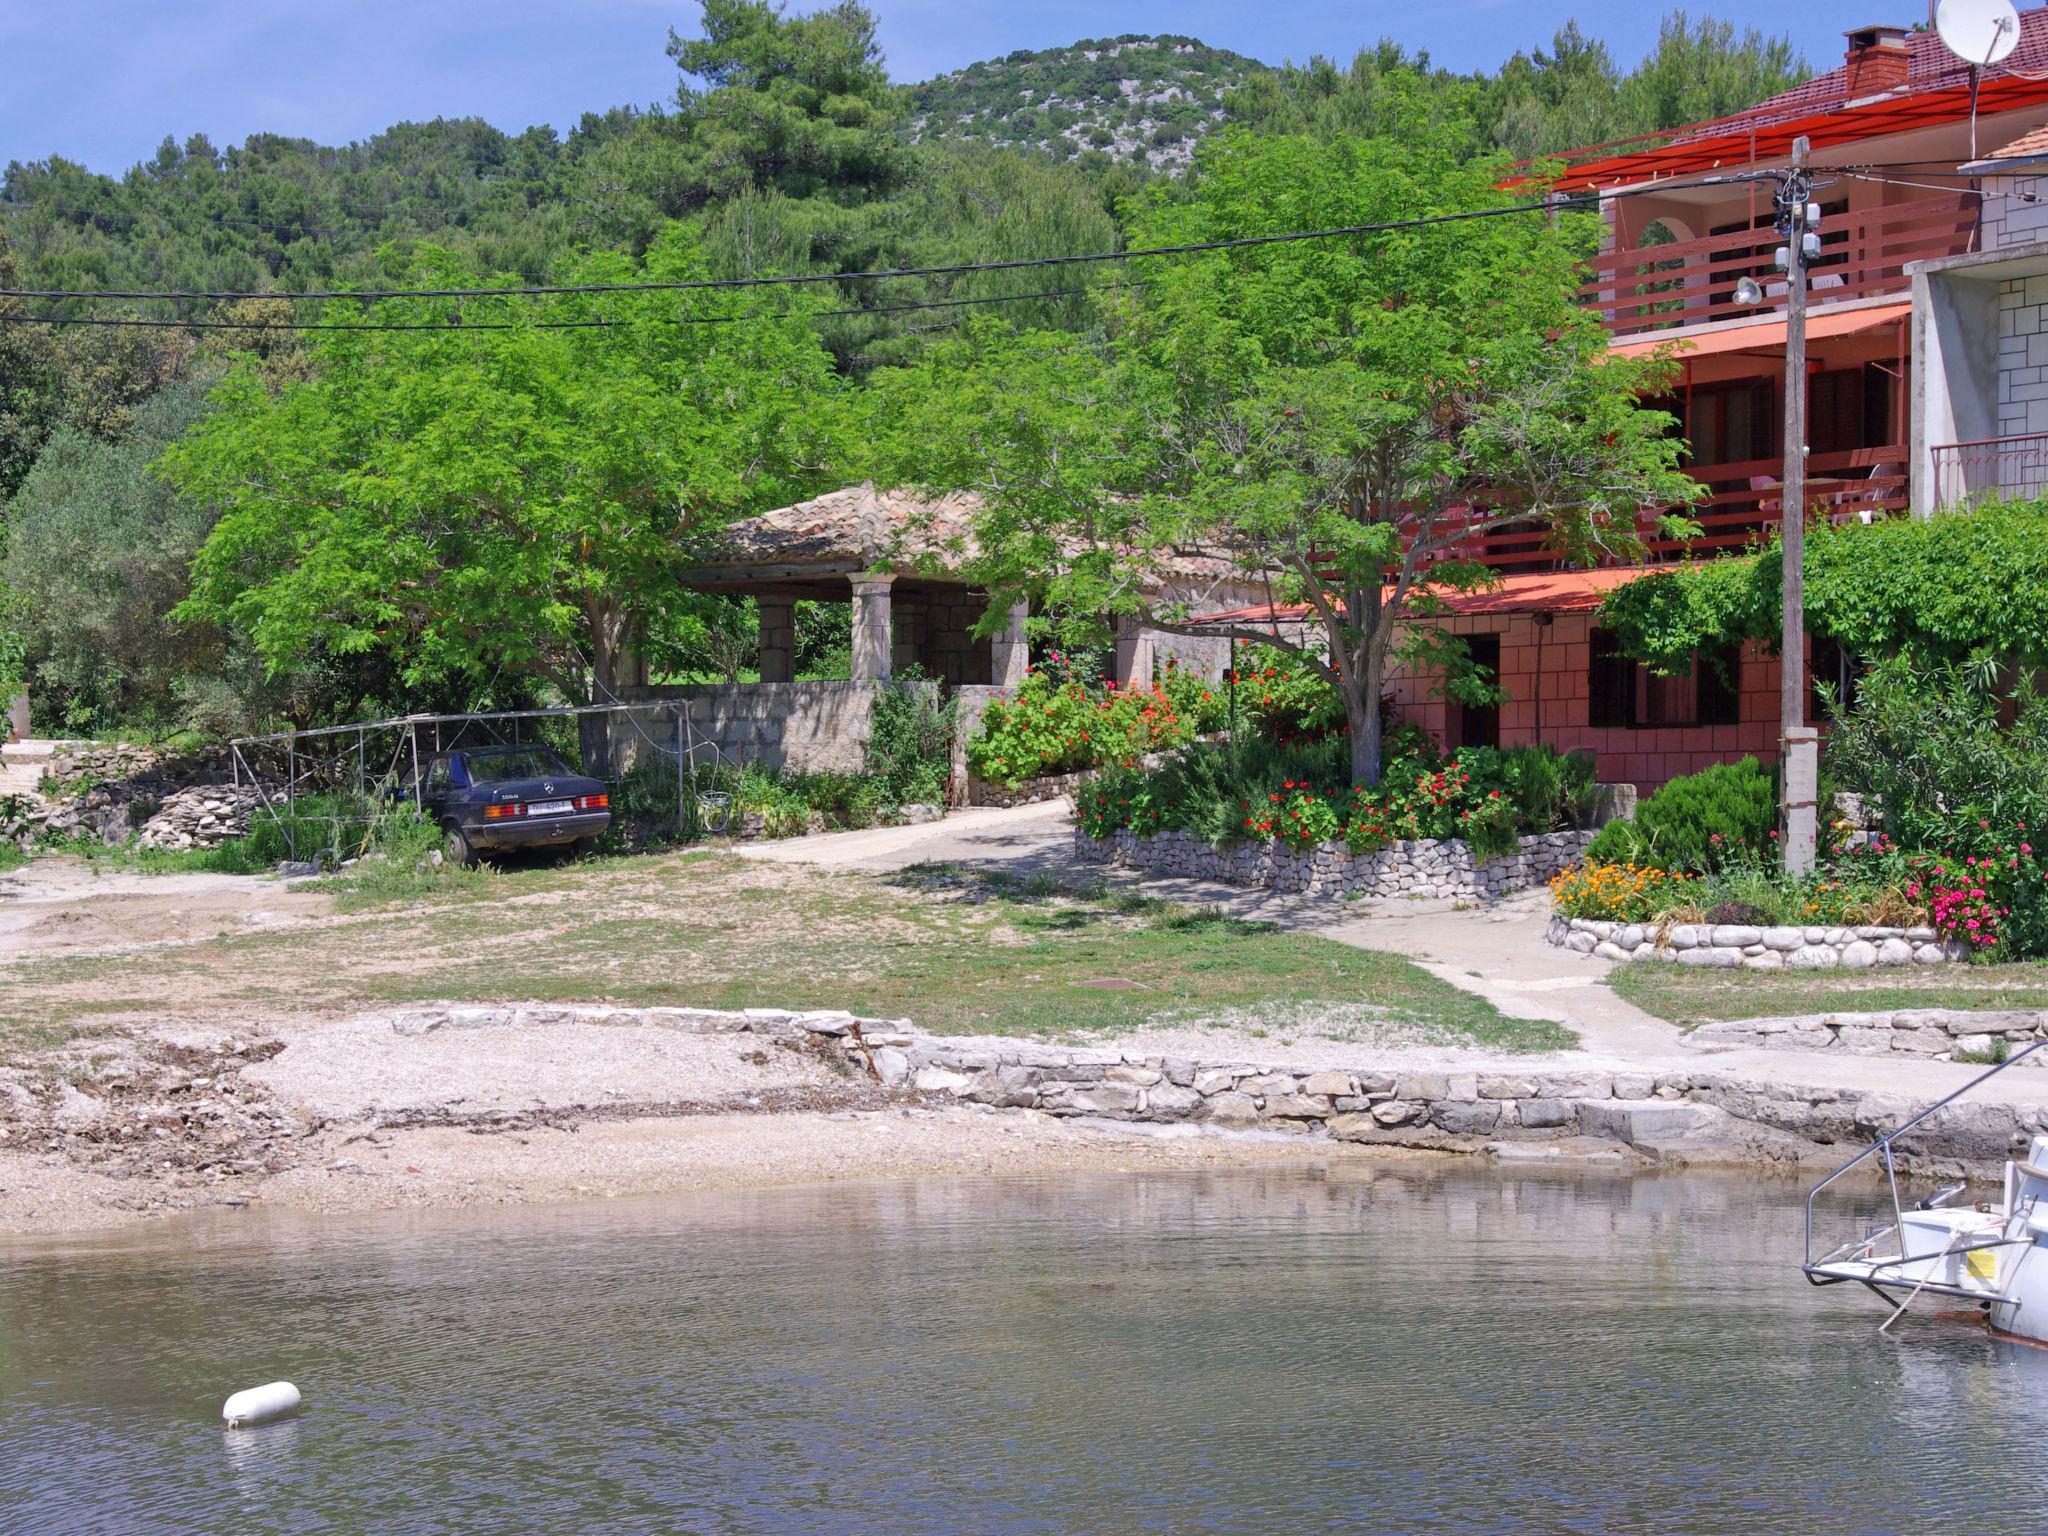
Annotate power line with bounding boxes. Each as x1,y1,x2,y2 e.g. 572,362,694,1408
0,282,1142,334
0,182,1715,306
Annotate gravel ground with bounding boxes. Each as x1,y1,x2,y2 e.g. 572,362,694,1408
244,1013,853,1120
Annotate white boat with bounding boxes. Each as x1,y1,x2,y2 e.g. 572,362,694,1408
1805,1042,2048,1340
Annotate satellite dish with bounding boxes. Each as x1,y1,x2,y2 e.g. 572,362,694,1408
1936,0,2022,67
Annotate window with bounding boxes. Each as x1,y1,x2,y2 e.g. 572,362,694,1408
1455,635,1500,750
1808,367,1892,456
1589,629,1636,728
1686,380,1776,466
1588,631,1742,729
1808,637,1862,723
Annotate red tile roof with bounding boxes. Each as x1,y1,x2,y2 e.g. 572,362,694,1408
1539,8,2048,189
1192,568,1651,627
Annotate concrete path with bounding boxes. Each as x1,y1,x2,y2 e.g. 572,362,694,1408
0,739,59,801
739,799,2048,1110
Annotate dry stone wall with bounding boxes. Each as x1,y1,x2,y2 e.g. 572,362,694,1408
137,785,263,851
967,767,1091,808
382,1003,2048,1171
1077,827,1594,902
1549,915,1952,970
1689,1009,2048,1060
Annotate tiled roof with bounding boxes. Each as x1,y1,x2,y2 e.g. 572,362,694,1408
1987,120,2048,159
1539,9,2048,187
1674,13,2048,145
1193,568,1652,627
695,483,1256,597
707,483,980,570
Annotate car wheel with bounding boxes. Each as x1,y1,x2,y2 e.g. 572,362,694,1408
569,836,597,860
443,821,478,868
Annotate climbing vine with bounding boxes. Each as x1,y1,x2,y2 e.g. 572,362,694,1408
1598,500,2048,672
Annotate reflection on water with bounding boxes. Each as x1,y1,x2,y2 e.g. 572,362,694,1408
4,1165,2047,1535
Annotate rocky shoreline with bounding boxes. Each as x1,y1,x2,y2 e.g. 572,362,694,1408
11,999,2044,1238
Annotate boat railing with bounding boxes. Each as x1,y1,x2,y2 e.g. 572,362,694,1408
1803,1040,2048,1277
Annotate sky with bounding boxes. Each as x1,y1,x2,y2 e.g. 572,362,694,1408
2,0,1906,173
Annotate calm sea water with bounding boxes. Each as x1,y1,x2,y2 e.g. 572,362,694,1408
4,1165,2046,1535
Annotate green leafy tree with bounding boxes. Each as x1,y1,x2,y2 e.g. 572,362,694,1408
0,238,62,502
876,120,1694,784
161,228,841,766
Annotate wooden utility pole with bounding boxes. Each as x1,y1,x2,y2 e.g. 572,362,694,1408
1780,135,1819,874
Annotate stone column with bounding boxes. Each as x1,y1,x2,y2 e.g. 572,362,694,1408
1112,614,1153,688
757,596,795,684
850,575,895,681
990,601,1029,687
5,691,26,743
1782,725,1820,875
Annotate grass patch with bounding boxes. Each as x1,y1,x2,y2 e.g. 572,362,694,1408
1609,960,2048,1028
0,850,1567,1056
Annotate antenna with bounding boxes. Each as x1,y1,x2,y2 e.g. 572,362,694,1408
1936,0,2022,65
1936,0,2023,158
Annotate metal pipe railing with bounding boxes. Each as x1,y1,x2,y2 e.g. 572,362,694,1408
1803,1039,2048,1271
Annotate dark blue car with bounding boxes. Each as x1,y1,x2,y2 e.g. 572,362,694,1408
410,746,610,865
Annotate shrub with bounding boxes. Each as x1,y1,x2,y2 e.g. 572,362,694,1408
1826,658,2048,957
865,672,955,804
1232,644,1346,740
967,660,1217,787
1583,757,1776,874
1074,735,1591,861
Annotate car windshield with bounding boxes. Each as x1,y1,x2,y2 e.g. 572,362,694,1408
463,749,570,785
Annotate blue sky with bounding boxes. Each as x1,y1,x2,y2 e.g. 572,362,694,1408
5,1,1869,172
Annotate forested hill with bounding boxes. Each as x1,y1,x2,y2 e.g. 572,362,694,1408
907,36,1258,171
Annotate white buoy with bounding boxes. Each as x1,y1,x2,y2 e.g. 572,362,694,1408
222,1381,301,1428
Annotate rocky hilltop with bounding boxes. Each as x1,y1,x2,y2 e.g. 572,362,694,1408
907,34,1260,172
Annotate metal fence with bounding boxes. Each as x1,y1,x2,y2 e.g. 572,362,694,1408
227,702,734,858
1931,431,2048,510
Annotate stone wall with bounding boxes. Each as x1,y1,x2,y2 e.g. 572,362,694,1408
967,767,1091,809
1689,1010,2048,1061
1077,827,1595,902
137,785,262,851
381,1003,2048,1171
1549,915,1952,971
625,682,882,776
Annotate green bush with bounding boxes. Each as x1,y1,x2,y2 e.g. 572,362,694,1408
1583,757,1776,874
865,673,956,804
1075,736,1592,860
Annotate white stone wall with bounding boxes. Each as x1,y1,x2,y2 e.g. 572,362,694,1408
1077,827,1594,902
1548,914,1951,971
1993,270,2048,445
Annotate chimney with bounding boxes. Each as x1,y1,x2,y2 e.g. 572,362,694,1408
1844,24,1912,97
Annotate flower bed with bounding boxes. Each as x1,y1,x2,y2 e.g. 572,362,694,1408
1546,915,1951,970
1076,825,1594,902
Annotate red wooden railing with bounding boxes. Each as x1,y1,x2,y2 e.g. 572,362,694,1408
1428,444,1909,571
1581,195,1974,336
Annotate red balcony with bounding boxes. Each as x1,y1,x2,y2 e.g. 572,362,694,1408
1581,195,1974,338
1436,445,1908,571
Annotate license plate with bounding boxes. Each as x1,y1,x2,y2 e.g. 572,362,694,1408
528,799,573,816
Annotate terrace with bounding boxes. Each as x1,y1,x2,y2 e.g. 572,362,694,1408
1583,193,1976,339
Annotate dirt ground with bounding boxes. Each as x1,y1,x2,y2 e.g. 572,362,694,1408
0,844,1471,1237
0,859,331,960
